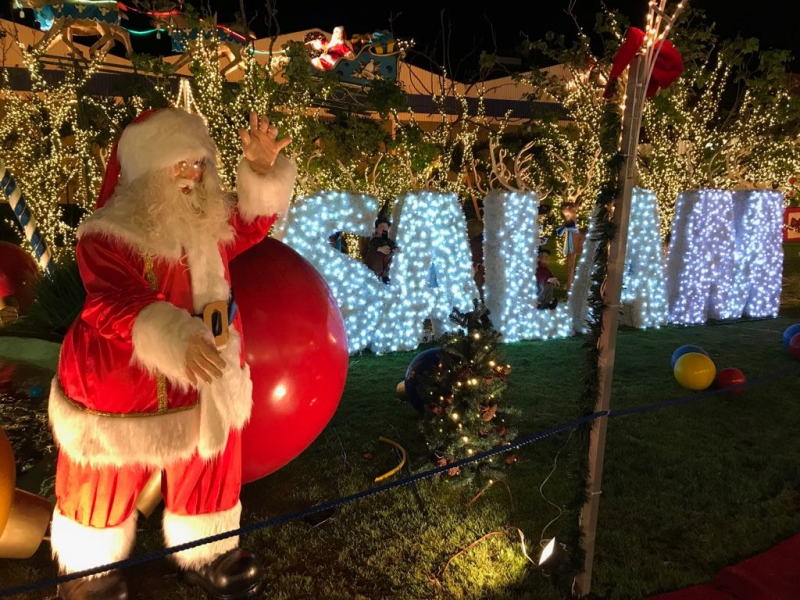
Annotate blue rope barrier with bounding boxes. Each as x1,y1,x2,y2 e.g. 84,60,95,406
1,364,798,598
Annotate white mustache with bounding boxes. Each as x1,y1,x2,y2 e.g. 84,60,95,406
176,177,197,191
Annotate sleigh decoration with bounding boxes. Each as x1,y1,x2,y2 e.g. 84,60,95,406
14,0,133,58
303,29,411,86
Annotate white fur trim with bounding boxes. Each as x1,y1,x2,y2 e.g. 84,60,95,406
196,331,254,459
131,302,210,389
48,377,201,468
118,109,218,185
163,502,241,570
235,154,297,222
79,198,183,260
51,507,137,576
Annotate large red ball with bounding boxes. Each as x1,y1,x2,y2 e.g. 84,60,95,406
790,334,800,361
716,368,746,394
0,242,39,311
231,237,349,484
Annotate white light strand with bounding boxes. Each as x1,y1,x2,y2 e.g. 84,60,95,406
730,190,784,318
666,189,737,324
371,191,478,354
483,190,572,341
619,188,669,328
278,191,385,353
570,188,668,331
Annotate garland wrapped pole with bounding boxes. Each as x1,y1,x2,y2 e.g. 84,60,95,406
0,159,54,275
574,2,686,596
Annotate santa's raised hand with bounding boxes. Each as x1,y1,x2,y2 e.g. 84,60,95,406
238,111,292,175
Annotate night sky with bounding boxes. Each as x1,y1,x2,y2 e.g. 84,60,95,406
2,1,798,76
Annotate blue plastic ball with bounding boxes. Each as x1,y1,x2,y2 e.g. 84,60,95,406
671,345,709,369
404,347,441,416
783,324,800,348
29,384,46,399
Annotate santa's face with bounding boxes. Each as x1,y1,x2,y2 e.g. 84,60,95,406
174,159,206,194
332,27,345,43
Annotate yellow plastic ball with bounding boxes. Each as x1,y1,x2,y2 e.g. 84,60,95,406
674,352,716,391
0,428,16,536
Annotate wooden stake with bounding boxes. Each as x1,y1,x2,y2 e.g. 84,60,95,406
574,54,647,597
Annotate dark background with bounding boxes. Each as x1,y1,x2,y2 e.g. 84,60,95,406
2,1,798,77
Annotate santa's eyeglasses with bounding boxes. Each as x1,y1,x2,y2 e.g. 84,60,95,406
176,159,206,171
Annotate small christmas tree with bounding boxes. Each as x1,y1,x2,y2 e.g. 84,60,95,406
418,299,518,486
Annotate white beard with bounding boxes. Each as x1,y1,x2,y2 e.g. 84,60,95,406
121,166,234,249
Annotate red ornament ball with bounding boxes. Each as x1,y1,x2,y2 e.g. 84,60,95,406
790,334,800,361
231,237,349,484
716,368,746,394
0,242,40,312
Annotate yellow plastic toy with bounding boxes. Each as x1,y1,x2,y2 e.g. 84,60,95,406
674,352,717,391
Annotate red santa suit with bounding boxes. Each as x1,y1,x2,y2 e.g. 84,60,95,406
47,109,297,587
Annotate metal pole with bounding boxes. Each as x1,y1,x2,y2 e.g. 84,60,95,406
574,54,646,597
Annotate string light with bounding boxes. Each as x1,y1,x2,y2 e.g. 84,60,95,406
0,44,122,262
729,190,784,318
483,190,572,341
278,191,385,353
371,191,478,354
569,189,667,332
666,190,737,324
619,188,668,328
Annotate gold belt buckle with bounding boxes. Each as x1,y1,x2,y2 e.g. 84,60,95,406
203,300,229,350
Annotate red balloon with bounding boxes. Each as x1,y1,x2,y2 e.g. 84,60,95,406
790,334,800,361
231,237,348,484
0,242,39,312
716,368,746,394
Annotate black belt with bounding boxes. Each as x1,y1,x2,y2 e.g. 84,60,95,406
194,292,237,338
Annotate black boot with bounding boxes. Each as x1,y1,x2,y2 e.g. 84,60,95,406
57,571,128,600
179,549,262,599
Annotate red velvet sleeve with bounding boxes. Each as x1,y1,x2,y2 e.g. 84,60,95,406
77,235,162,342
226,209,277,261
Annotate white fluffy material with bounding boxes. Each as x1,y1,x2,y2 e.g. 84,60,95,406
117,109,218,186
163,502,242,570
131,302,210,388
236,154,297,222
51,507,137,576
196,330,254,459
49,377,201,468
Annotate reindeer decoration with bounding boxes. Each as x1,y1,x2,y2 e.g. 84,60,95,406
470,138,544,198
15,0,133,58
150,10,256,76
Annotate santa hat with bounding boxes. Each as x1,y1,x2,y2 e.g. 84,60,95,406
96,108,218,210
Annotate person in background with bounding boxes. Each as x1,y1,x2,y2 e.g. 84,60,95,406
536,248,560,310
363,216,399,284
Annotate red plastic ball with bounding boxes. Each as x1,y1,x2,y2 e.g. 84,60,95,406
790,334,800,361
0,242,39,312
716,368,746,394
231,238,349,484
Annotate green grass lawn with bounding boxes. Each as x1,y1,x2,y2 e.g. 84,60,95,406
1,247,799,599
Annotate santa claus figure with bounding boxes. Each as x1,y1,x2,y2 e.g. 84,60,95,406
48,108,295,599
308,26,355,71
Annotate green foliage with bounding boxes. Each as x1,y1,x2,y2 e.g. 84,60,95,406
418,301,519,487
365,80,408,118
7,258,85,341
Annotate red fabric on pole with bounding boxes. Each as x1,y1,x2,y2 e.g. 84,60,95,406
603,27,684,100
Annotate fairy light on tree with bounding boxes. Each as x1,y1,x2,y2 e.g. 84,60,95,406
0,44,130,261
417,301,518,487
